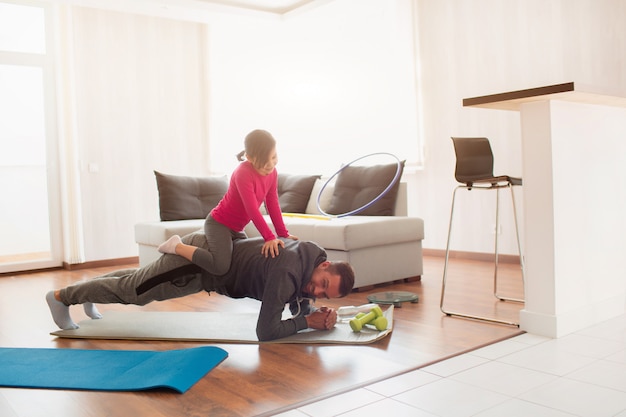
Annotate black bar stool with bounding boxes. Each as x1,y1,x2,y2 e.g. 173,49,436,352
440,137,525,326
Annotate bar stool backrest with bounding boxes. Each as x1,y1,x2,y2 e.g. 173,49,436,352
451,137,494,185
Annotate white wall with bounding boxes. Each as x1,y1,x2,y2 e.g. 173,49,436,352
205,0,421,177
413,0,626,254
57,0,626,262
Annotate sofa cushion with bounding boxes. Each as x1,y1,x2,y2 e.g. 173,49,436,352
305,179,335,215
244,215,424,251
154,171,228,221
326,161,405,216
277,173,321,213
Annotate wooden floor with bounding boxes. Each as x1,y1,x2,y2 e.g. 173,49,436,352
0,255,525,417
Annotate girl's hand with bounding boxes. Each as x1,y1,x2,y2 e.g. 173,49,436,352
261,238,285,258
287,234,299,241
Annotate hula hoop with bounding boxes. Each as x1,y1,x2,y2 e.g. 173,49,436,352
316,152,403,218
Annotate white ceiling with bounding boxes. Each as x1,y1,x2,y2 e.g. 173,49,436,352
64,0,331,20
191,0,320,14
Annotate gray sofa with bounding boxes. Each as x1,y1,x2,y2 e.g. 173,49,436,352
135,170,424,289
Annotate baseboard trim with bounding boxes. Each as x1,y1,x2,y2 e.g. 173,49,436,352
423,248,521,264
63,256,139,271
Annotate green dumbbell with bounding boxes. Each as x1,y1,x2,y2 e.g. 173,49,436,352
349,306,387,332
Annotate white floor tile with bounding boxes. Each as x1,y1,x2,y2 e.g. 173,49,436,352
364,369,440,397
272,410,310,417
472,398,577,417
287,313,626,417
550,333,626,359
469,339,531,360
605,348,626,364
297,388,384,417
567,359,626,392
338,398,438,417
510,332,551,345
519,377,626,417
393,378,509,417
498,340,598,376
420,353,488,377
450,360,557,396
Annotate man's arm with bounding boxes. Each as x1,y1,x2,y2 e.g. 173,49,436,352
256,274,304,341
256,272,336,341
256,308,307,342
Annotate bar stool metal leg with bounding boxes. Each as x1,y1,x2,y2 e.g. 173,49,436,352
440,184,521,327
494,184,525,303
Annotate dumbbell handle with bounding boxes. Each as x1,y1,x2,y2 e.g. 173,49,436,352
349,306,383,332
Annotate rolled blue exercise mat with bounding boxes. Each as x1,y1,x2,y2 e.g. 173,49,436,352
0,345,228,393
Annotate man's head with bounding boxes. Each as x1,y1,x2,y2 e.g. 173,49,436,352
304,261,355,299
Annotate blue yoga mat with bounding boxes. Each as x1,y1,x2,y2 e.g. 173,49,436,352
0,346,227,393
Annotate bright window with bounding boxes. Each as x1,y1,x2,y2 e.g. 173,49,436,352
0,0,59,271
0,2,46,54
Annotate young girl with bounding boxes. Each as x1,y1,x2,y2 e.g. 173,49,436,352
157,129,298,274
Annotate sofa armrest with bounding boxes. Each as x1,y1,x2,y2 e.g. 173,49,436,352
394,182,407,216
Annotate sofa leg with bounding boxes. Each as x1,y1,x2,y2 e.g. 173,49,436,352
352,285,377,293
351,276,422,293
404,276,421,282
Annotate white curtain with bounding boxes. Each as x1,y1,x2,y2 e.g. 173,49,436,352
55,5,85,264
58,5,210,262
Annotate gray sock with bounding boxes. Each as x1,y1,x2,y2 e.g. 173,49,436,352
83,302,102,319
46,291,78,330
